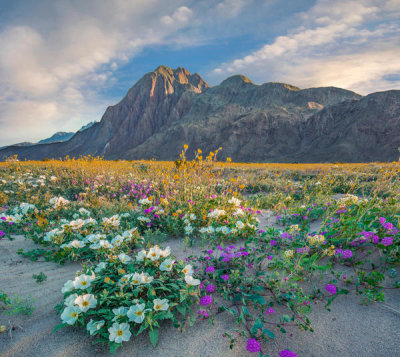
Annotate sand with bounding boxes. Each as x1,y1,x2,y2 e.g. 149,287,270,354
0,213,399,357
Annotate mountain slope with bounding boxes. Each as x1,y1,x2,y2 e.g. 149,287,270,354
0,66,398,162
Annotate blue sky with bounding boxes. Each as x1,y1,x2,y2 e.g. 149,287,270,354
0,0,399,145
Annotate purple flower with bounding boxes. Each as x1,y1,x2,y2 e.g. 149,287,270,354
270,240,277,247
383,222,394,230
205,266,215,273
379,217,386,224
200,295,213,306
325,284,337,295
205,256,211,260
266,307,275,315
206,284,216,293
342,250,353,259
267,255,273,260
221,274,229,281
246,338,261,353
280,350,297,357
0,231,5,237
206,249,213,255
381,237,393,246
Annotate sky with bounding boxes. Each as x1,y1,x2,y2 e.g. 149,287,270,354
0,0,399,146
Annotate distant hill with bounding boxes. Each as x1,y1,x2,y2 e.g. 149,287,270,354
1,66,399,162
2,121,97,149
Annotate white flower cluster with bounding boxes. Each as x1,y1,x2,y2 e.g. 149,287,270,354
49,196,70,209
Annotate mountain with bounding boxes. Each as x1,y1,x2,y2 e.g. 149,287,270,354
2,121,97,149
0,66,399,162
38,132,75,144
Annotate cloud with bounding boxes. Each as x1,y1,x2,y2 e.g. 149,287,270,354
0,0,196,145
212,0,400,94
161,6,193,25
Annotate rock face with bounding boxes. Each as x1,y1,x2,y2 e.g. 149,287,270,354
1,66,399,162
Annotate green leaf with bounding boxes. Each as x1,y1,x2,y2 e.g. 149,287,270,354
251,318,263,334
149,328,159,347
263,328,275,339
110,342,121,355
283,314,290,322
52,323,66,333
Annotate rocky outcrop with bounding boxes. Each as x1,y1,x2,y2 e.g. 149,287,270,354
1,66,399,162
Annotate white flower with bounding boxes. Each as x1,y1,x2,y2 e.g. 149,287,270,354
208,209,226,218
221,226,230,235
153,298,169,311
233,208,245,216
112,307,129,321
159,259,174,271
118,253,132,264
140,272,154,284
184,225,193,234
147,246,162,261
73,274,94,290
284,250,294,259
108,322,131,343
136,250,147,261
127,303,147,323
70,240,86,249
64,293,78,306
182,265,194,276
50,196,70,209
94,262,107,273
189,213,197,220
112,235,124,246
99,240,114,249
138,197,152,205
185,275,200,286
137,216,151,223
61,306,80,325
86,319,105,336
236,221,245,229
160,246,171,257
78,208,91,216
61,280,74,294
74,294,97,312
130,272,143,285
228,197,241,206
69,219,85,230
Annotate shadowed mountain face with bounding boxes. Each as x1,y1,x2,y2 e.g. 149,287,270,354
1,66,399,162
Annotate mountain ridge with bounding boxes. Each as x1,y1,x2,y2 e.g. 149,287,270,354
1,66,399,162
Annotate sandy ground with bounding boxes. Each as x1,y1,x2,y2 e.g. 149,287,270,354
0,213,399,357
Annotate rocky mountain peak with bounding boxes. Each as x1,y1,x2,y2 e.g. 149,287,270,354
220,75,253,87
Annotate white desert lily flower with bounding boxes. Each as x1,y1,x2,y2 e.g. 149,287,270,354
185,275,200,286
140,272,154,284
61,280,74,293
118,253,131,264
108,322,131,343
136,250,147,261
86,319,105,336
159,259,174,271
127,303,148,323
182,265,194,276
64,294,78,306
112,307,129,321
74,294,97,312
61,306,80,325
153,298,169,311
73,274,94,290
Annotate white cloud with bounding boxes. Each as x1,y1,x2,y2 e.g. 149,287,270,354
212,0,400,94
0,0,196,146
161,6,193,26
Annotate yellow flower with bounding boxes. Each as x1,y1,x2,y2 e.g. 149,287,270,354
0,325,6,333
